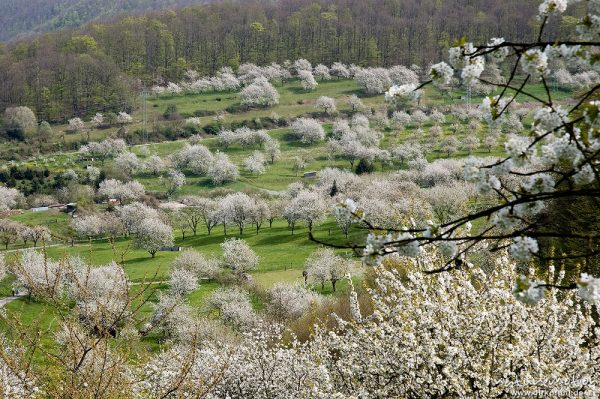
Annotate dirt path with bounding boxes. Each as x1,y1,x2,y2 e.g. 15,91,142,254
0,294,25,307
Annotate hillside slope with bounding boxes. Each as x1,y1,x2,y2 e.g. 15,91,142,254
0,0,208,41
0,0,563,121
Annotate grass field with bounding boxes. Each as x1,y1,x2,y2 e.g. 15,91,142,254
10,77,574,154
0,75,577,361
0,213,365,361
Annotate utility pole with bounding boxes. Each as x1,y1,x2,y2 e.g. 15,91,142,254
141,88,150,143
466,85,472,109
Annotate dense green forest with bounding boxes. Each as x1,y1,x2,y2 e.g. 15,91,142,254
0,0,572,121
0,0,209,41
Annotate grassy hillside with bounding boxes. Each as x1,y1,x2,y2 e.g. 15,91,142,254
5,77,574,161
0,0,550,121
0,73,576,365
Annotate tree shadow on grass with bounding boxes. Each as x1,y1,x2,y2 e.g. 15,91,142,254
253,230,309,246
177,233,227,247
287,87,313,95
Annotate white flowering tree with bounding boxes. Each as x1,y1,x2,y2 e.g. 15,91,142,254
208,152,239,185
316,253,600,397
240,77,280,107
206,287,258,329
284,190,328,233
114,152,141,177
0,220,24,249
315,96,337,115
0,186,23,211
264,138,281,164
293,58,312,74
389,65,419,86
169,267,198,298
90,113,104,127
299,70,318,90
354,67,391,94
313,64,331,80
170,144,213,175
98,179,145,204
69,260,130,333
181,196,219,236
266,283,319,321
347,94,364,113
243,151,267,176
23,226,52,247
4,106,37,131
219,192,256,236
392,110,411,128
134,218,174,258
330,62,350,79
462,135,481,154
117,112,133,125
440,136,460,157
290,118,325,144
80,138,127,164
218,127,270,149
71,215,102,241
221,238,259,278
304,248,348,292
164,170,186,197
12,250,63,298
143,155,166,175
172,249,219,281
317,1,600,303
68,117,86,133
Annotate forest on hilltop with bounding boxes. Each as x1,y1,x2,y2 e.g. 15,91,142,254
0,0,572,121
0,0,209,41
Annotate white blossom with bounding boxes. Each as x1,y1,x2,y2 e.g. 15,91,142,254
0,187,23,211
504,135,534,167
487,37,509,63
207,152,239,185
3,106,36,131
313,64,331,80
521,49,549,77
512,275,546,305
437,241,458,259
134,218,174,258
299,70,318,90
165,169,186,195
354,67,391,94
315,96,336,115
240,77,280,107
385,83,421,102
169,267,198,297
98,179,145,204
509,236,539,262
221,238,259,278
523,173,555,194
116,112,133,124
115,151,141,176
290,118,325,144
68,117,85,132
243,151,267,176
577,273,600,305
538,0,568,16
330,62,350,79
429,62,453,86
